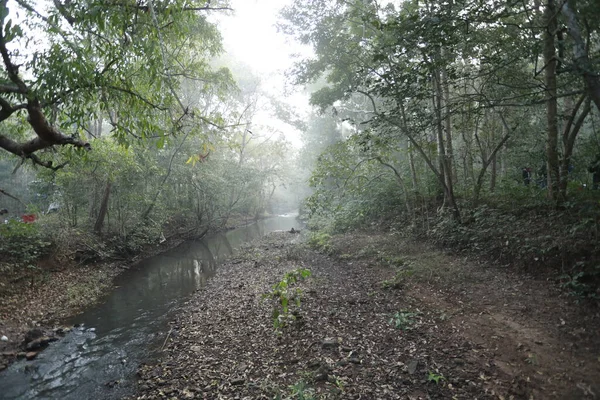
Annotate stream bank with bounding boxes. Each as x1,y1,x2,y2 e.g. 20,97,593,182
0,214,300,399
0,233,187,372
133,230,600,399
0,213,280,374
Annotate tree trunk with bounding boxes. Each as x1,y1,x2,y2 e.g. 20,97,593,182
561,1,600,113
490,153,497,192
376,158,414,219
94,180,111,234
408,139,419,192
142,133,190,220
95,116,103,137
559,95,591,197
544,0,561,203
473,111,512,206
432,75,446,188
441,63,455,186
433,65,457,213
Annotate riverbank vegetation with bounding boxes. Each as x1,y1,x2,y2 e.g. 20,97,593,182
0,1,303,293
0,0,303,364
283,0,600,301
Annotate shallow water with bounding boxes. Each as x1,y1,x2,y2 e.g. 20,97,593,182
0,215,299,399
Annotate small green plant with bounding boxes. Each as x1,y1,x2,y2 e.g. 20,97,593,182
427,371,446,384
332,375,345,392
288,381,315,400
525,353,538,365
0,219,51,266
381,268,414,289
389,310,418,330
377,254,409,268
307,231,332,253
263,268,311,330
559,266,600,301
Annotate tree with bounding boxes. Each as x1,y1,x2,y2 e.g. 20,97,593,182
0,0,230,169
282,0,599,217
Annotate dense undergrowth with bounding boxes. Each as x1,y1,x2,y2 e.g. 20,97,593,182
0,211,256,298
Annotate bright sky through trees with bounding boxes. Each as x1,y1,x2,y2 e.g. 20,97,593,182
217,0,311,147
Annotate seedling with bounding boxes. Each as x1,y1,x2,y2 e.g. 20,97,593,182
263,268,311,330
427,371,446,384
389,310,418,330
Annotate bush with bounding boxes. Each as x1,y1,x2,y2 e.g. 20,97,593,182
307,231,332,253
0,219,51,270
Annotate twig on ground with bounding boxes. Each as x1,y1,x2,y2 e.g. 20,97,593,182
161,327,173,351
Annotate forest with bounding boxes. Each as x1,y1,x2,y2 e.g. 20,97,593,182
0,0,599,399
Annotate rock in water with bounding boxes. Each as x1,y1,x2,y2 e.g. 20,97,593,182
26,336,51,351
23,328,43,344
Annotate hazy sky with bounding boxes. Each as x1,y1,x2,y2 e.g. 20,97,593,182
219,0,296,75
216,0,311,147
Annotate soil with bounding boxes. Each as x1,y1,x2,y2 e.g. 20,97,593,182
133,231,600,399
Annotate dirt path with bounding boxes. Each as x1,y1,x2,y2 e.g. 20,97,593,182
133,231,600,399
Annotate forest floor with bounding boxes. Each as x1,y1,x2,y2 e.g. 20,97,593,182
134,230,600,400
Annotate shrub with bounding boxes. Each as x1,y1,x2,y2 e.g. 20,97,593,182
0,219,50,271
307,231,332,253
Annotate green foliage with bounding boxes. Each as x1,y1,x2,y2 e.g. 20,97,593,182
377,254,410,268
381,268,414,290
307,231,332,253
1,0,230,148
427,371,446,385
389,310,418,330
560,265,600,301
525,353,538,365
286,381,316,400
302,137,407,233
111,220,163,255
0,220,50,271
284,0,600,298
263,268,312,330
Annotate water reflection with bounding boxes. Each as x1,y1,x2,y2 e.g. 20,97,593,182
0,215,299,399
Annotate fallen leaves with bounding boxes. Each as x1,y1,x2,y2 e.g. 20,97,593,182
132,232,497,399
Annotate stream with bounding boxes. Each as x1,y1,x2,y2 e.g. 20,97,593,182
0,214,299,399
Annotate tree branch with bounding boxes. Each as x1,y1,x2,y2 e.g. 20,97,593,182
0,83,25,94
0,187,26,205
0,17,90,160
52,0,76,25
104,2,232,12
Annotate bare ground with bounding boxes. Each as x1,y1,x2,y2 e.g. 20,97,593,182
133,231,600,400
